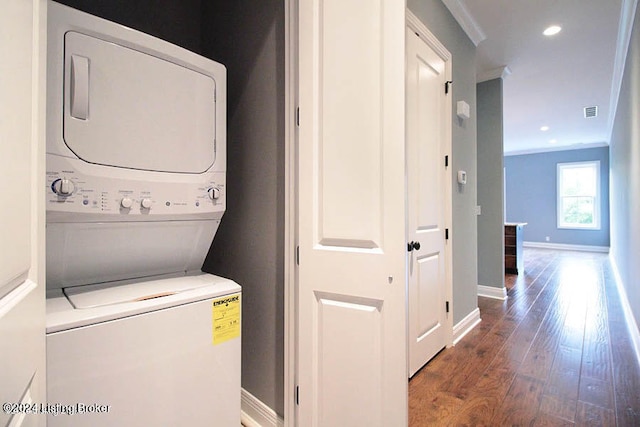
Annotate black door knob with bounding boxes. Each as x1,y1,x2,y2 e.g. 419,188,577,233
407,241,421,252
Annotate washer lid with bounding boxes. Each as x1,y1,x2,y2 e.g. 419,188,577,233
63,31,217,173
46,273,241,334
65,273,233,309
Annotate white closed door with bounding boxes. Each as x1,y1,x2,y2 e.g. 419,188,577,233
0,0,46,425
406,27,451,378
297,0,407,426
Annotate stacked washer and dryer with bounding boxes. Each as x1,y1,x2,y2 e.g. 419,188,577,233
44,3,240,426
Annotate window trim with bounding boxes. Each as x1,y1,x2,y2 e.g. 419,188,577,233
556,161,601,230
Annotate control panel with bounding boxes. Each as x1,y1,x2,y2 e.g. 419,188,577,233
46,155,225,219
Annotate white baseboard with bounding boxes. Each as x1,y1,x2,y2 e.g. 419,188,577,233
241,388,285,427
477,284,508,300
523,241,610,253
453,307,481,345
609,255,640,369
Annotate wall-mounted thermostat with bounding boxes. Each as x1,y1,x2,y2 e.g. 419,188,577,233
457,170,467,184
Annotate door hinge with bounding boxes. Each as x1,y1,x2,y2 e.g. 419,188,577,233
445,228,449,240
446,301,450,313
296,107,300,127
445,155,449,167
445,80,453,94
296,246,300,265
295,386,300,405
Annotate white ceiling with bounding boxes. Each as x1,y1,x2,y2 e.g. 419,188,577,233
446,0,628,155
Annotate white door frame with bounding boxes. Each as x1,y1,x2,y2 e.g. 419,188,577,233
405,10,454,354
283,0,297,425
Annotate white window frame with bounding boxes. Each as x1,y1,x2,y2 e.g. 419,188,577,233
556,161,601,230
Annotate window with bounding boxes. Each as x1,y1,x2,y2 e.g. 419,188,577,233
557,161,600,229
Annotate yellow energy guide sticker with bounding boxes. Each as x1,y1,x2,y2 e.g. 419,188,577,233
212,293,241,345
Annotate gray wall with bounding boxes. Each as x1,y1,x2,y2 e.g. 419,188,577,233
408,0,478,325
504,147,610,247
56,0,203,54
610,5,640,329
476,78,504,289
201,0,285,417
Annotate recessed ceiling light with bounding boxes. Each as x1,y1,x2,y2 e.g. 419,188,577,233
549,139,557,144
540,126,549,131
543,25,562,36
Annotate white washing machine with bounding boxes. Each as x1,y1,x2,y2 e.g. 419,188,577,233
45,3,240,426
46,274,241,426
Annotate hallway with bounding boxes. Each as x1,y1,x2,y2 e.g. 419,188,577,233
409,249,640,426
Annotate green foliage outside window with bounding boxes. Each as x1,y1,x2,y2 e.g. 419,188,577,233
557,161,599,229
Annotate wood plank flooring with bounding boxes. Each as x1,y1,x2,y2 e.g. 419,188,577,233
409,248,640,426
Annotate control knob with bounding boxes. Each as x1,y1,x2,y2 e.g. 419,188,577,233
51,178,75,196
208,187,221,200
141,198,153,209
120,197,133,209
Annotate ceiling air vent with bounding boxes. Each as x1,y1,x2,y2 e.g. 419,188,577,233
584,106,598,118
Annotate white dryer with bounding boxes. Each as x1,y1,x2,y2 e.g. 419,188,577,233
45,3,240,426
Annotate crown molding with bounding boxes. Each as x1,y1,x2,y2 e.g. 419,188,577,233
441,0,486,46
607,0,638,143
477,65,512,83
504,141,608,157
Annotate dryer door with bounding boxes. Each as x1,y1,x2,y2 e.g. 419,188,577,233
63,31,217,174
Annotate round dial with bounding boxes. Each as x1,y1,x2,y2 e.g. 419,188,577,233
208,187,221,200
141,198,153,209
51,178,75,196
120,197,133,209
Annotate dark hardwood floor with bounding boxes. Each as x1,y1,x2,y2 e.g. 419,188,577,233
409,248,640,426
